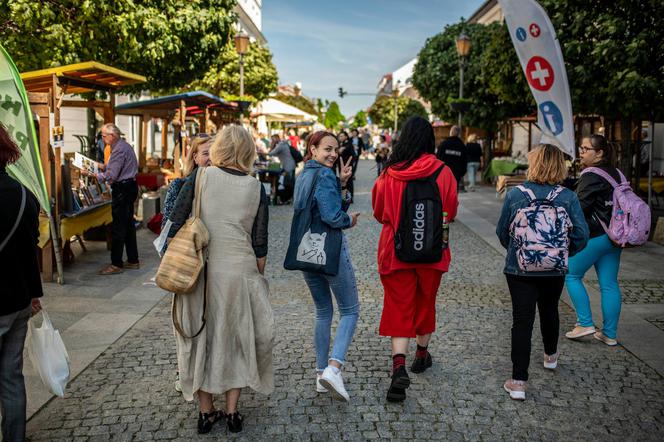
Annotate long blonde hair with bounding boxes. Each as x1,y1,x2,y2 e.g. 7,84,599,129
183,135,212,177
526,144,568,185
210,125,256,172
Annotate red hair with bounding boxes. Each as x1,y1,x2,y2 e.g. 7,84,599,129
0,124,21,167
304,131,338,162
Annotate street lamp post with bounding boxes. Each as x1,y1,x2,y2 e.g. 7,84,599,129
234,31,250,97
455,33,471,130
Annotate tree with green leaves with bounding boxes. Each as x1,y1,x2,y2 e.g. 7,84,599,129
323,101,345,129
353,110,368,127
191,41,279,102
368,96,428,129
0,0,237,92
413,21,532,133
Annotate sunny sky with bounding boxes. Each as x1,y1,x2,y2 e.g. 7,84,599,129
263,0,486,117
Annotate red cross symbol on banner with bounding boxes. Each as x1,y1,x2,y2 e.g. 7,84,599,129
529,23,541,37
525,56,555,91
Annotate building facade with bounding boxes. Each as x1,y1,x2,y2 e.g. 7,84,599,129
235,0,266,44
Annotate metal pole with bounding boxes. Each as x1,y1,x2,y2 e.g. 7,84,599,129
458,58,464,129
239,54,245,97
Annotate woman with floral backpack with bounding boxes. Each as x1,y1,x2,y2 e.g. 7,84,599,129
496,144,588,400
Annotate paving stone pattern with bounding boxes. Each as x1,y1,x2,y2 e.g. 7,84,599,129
647,318,664,332
588,280,664,305
27,162,664,441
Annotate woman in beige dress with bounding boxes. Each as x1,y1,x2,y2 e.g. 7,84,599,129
173,125,274,434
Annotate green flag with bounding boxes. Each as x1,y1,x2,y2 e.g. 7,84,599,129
0,44,50,215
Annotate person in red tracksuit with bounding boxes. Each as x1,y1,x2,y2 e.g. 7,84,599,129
372,116,458,403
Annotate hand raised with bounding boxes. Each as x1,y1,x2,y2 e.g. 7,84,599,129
340,156,353,185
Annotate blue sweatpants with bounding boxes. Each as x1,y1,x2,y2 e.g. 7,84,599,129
565,234,622,339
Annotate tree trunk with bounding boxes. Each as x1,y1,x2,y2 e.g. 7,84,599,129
620,116,632,184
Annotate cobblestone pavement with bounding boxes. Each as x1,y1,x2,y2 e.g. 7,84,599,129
588,280,664,304
27,161,664,441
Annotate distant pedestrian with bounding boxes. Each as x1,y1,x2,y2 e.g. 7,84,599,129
361,128,372,158
337,130,357,202
496,144,588,401
374,135,390,176
0,123,43,442
269,135,296,203
172,125,273,434
372,117,458,403
436,125,467,192
350,128,365,161
565,135,624,346
290,131,360,402
93,123,139,275
465,134,482,190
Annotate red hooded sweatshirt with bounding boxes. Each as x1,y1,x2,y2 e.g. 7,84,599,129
372,153,458,275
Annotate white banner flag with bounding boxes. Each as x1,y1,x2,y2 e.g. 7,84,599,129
499,0,575,159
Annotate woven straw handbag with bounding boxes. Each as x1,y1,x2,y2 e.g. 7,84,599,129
156,167,209,294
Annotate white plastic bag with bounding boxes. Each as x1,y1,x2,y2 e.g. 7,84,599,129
28,310,70,397
153,218,173,257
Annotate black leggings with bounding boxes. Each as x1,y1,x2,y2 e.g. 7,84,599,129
505,274,564,381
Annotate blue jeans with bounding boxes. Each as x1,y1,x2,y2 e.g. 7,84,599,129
303,236,360,372
565,234,622,339
467,162,480,188
0,306,31,442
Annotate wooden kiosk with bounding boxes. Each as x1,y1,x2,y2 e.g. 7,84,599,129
114,91,241,177
20,62,146,283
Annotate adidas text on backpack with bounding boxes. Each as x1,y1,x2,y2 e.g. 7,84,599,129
394,165,445,263
510,185,573,272
581,167,651,247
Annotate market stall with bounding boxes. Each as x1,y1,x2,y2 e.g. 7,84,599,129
20,61,146,282
114,90,241,179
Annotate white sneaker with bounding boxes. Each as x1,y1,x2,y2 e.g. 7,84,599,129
594,331,618,346
565,325,596,340
316,374,327,393
503,379,526,401
319,366,350,402
543,352,559,370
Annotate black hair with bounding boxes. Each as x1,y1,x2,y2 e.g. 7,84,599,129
383,116,435,172
586,133,614,166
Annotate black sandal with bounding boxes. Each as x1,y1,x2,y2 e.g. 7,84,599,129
198,409,224,434
226,411,244,433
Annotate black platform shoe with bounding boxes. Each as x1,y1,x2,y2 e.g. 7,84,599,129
386,365,411,402
198,410,223,434
226,411,244,433
410,352,433,374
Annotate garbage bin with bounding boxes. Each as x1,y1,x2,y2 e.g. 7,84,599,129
140,192,160,223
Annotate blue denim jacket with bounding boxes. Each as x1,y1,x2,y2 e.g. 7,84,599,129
495,181,589,276
293,160,351,230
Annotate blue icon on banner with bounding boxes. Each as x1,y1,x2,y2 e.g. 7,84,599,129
516,27,527,42
539,101,563,135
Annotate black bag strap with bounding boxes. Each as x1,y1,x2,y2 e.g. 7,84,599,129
0,185,26,253
172,262,208,339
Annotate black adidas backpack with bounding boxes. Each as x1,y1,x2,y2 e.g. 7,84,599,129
394,164,445,263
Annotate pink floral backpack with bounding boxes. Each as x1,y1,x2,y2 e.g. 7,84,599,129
581,167,651,247
510,185,572,272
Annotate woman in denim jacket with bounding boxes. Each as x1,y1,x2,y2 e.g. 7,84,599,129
292,131,360,402
496,144,589,401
